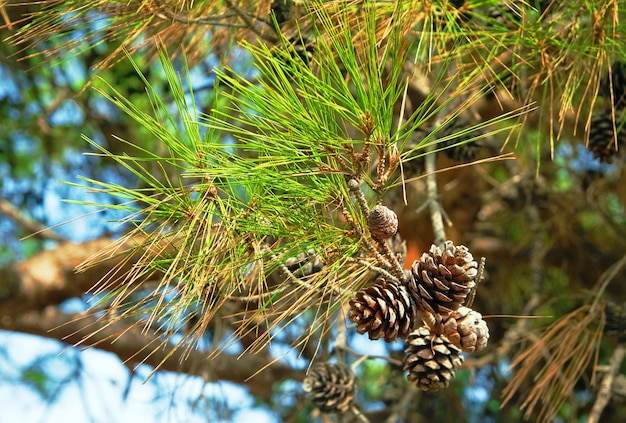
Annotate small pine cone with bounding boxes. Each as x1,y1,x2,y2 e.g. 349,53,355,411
409,241,478,315
270,0,292,25
349,278,417,342
303,362,356,414
599,61,626,110
587,110,626,163
401,126,429,178
440,117,483,162
367,204,398,240
403,326,464,391
443,138,482,162
604,301,626,339
442,306,489,353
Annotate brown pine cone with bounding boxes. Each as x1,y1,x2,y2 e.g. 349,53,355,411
349,278,417,342
403,326,464,391
442,306,489,353
587,110,625,163
604,301,626,339
367,204,399,240
440,116,483,163
303,362,356,414
408,241,478,315
270,0,292,25
400,126,429,179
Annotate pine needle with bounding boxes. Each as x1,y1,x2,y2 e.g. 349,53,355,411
501,304,605,423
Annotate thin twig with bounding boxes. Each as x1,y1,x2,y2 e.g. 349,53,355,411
0,198,66,242
263,244,353,297
351,405,370,423
350,178,370,216
347,180,400,276
338,343,403,367
223,0,265,39
348,178,405,280
155,9,243,26
591,251,626,313
226,285,287,302
588,344,626,423
375,239,407,281
346,257,400,285
385,385,418,423
339,197,391,273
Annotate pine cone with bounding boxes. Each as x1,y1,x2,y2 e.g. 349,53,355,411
587,110,626,163
409,241,478,315
270,0,292,25
349,278,417,342
303,362,356,414
599,61,626,110
440,117,483,162
367,204,398,240
442,306,489,353
401,126,429,178
605,301,626,339
403,326,464,391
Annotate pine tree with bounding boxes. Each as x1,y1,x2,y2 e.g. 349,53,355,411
3,1,626,421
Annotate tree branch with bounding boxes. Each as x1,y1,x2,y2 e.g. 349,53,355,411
1,307,303,400
0,197,66,242
588,344,626,423
0,236,153,314
425,151,446,247
223,0,265,39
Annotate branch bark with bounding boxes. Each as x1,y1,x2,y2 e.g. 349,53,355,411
588,344,626,423
0,236,154,315
1,306,303,399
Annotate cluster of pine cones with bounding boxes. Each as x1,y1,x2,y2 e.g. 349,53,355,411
352,204,488,392
588,62,626,163
301,204,489,415
349,237,488,392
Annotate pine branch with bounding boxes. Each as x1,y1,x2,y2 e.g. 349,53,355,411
154,8,240,26
48,3,544,409
501,304,605,422
223,0,264,38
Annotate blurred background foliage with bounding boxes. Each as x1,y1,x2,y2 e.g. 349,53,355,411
0,1,625,422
